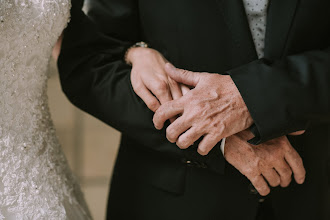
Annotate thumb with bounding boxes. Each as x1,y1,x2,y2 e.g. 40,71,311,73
165,63,200,87
289,130,306,136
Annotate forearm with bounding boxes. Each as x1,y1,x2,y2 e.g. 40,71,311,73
228,47,330,144
60,57,169,148
58,0,176,152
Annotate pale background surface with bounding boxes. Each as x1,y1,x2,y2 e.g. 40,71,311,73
47,59,120,220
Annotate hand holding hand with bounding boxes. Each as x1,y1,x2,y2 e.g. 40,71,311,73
153,63,253,155
224,130,306,196
127,48,189,112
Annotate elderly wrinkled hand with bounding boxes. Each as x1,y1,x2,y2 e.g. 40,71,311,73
153,63,253,155
128,48,190,113
224,130,306,196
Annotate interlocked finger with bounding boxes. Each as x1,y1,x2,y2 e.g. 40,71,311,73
197,134,221,156
176,127,204,149
168,79,183,100
134,83,160,112
180,84,191,95
167,80,184,123
166,116,191,143
149,81,172,105
153,101,184,130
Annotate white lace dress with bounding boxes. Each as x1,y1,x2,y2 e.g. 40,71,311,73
0,0,92,219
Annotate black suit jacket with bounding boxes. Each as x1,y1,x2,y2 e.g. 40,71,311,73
58,0,330,218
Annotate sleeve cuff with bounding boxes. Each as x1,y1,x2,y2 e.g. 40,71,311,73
247,124,262,145
220,138,226,155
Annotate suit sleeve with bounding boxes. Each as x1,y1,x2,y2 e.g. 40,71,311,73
58,0,179,155
227,47,330,144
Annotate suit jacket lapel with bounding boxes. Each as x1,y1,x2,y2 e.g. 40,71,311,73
264,0,300,59
216,0,258,65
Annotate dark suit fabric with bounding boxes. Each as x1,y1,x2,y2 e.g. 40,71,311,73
58,0,330,219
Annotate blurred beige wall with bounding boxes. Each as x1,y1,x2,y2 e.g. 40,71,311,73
47,59,121,220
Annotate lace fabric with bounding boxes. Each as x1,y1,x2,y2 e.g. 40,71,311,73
0,0,92,219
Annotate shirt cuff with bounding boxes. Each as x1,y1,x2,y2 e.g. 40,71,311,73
220,138,226,156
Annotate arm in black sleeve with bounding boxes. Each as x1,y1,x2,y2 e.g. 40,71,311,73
227,47,330,144
58,0,179,155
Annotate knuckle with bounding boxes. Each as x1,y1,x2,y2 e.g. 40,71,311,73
166,126,174,136
154,111,161,120
181,70,190,76
250,174,260,183
177,138,189,149
278,140,291,150
166,127,177,143
198,146,208,156
156,109,166,119
147,100,159,111
154,110,164,124
133,83,143,93
185,111,196,122
278,136,288,145
255,159,263,170
241,167,251,175
267,153,277,163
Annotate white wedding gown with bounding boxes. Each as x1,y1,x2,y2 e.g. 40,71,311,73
0,0,92,219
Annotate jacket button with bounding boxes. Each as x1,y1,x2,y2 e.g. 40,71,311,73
181,159,208,168
181,158,192,164
258,198,265,203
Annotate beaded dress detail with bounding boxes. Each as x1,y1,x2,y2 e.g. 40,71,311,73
0,0,91,219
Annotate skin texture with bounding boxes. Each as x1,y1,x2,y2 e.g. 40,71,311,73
128,48,306,195
225,130,306,196
153,63,254,155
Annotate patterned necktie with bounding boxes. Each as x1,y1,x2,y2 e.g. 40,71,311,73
242,0,270,58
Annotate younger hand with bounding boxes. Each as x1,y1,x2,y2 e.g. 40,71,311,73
224,130,306,196
127,47,189,112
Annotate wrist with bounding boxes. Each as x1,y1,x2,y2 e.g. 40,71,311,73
237,129,255,141
126,47,155,65
124,41,150,65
